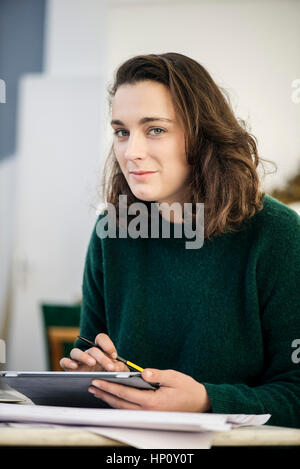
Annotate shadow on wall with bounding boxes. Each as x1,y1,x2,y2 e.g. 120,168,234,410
269,160,300,210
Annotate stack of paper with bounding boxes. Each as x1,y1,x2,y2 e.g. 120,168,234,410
0,403,271,449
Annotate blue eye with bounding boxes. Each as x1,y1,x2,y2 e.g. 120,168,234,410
113,129,128,138
149,128,165,135
113,128,165,138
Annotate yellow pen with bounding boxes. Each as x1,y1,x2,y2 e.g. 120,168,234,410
77,336,144,372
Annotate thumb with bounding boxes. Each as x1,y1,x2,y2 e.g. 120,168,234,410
142,368,176,386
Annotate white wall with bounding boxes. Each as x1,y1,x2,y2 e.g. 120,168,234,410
7,76,105,370
45,0,108,76
7,0,109,370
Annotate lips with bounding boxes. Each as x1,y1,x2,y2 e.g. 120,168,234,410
130,171,157,175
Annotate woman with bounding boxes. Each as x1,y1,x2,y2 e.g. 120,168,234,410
60,53,300,427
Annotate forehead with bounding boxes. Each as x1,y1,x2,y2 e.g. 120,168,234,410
111,81,176,119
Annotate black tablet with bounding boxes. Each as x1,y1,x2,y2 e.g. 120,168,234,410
0,371,160,408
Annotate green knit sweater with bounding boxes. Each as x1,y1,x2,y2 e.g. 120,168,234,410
74,195,300,428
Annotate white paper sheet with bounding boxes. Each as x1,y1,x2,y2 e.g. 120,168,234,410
86,426,214,449
0,382,31,404
83,413,271,449
3,422,214,449
0,408,271,449
0,403,270,432
0,404,230,431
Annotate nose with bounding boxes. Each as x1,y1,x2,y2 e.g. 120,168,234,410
124,132,147,162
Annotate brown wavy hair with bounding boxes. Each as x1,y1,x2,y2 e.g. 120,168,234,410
100,52,276,240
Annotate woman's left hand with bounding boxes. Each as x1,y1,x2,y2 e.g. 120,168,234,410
88,368,211,412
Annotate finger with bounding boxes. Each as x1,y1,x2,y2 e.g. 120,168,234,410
95,333,118,359
70,347,97,366
142,368,175,387
87,347,116,371
88,387,142,410
60,357,78,370
116,362,131,372
91,379,155,407
107,360,130,372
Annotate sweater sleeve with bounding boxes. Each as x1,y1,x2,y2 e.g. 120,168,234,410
202,211,300,428
73,214,107,350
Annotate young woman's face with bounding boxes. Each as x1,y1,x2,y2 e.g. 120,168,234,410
111,80,190,207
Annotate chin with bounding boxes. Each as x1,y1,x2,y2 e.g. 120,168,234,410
130,190,157,203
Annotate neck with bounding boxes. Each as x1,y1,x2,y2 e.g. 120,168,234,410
155,201,185,224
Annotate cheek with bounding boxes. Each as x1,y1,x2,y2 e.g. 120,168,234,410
114,142,124,162
165,138,187,168
115,154,129,179
163,153,189,182
165,170,187,189
114,148,123,167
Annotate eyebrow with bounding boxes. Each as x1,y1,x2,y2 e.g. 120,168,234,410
110,117,174,126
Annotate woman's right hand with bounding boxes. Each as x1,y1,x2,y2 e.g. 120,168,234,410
60,333,130,372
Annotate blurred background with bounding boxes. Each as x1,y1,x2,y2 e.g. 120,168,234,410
0,0,299,371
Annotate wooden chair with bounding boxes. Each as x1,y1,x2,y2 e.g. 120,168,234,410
41,303,81,371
